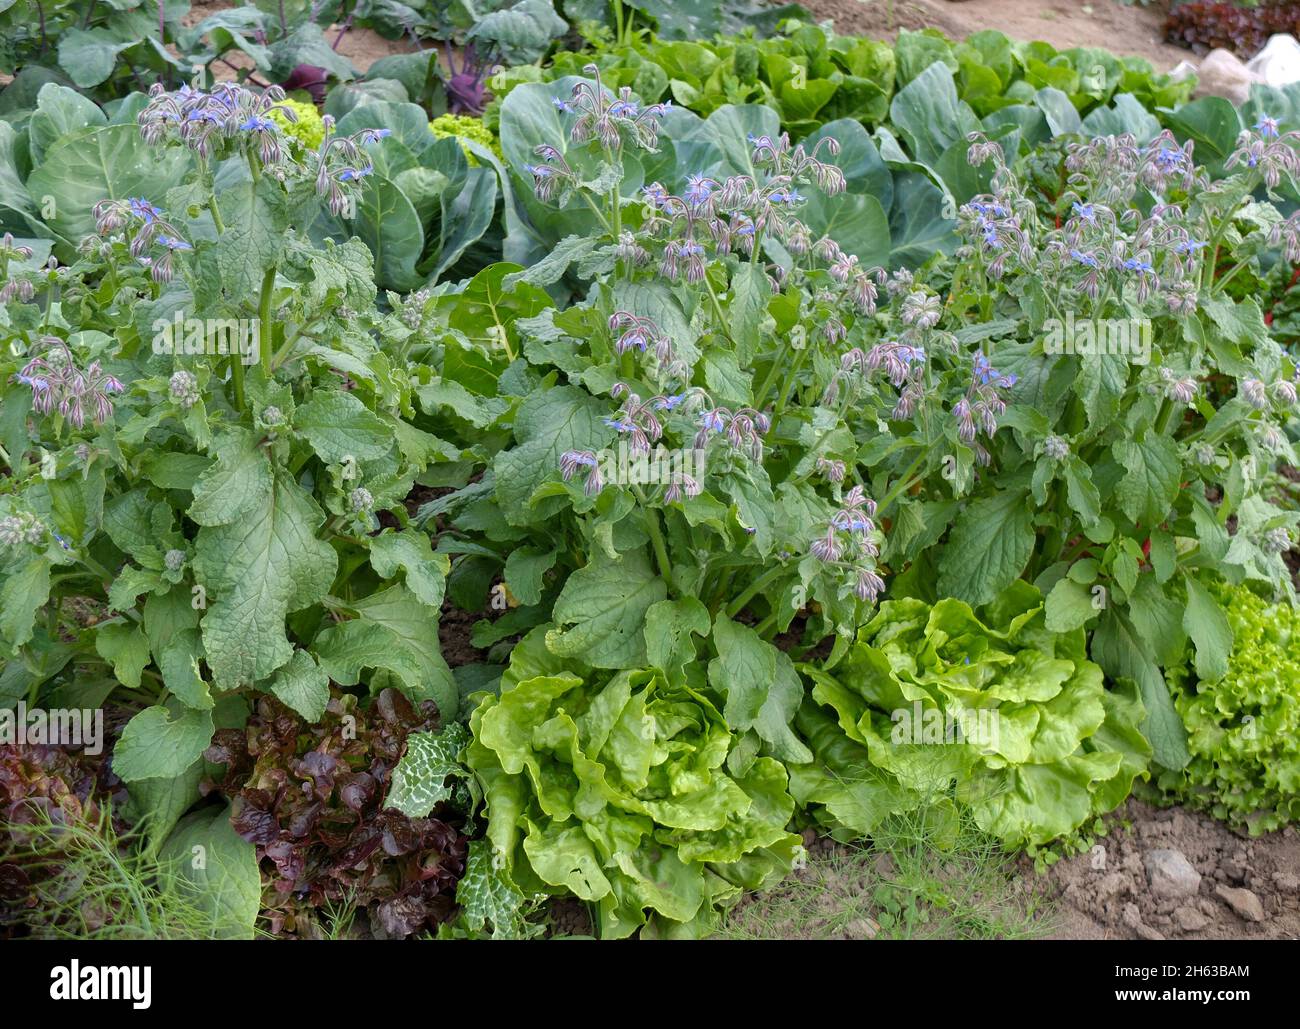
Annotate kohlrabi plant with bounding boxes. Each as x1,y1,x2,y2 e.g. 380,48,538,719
0,83,465,909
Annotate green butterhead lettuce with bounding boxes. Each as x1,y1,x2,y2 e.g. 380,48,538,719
465,628,800,938
792,583,1151,847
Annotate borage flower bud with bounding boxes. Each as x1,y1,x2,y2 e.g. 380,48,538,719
1262,527,1292,554
1241,378,1269,410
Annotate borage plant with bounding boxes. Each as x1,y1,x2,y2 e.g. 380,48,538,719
937,122,1300,771
0,81,470,936
424,66,1031,935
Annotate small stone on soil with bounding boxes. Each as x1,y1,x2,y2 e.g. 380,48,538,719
1174,906,1210,932
1215,885,1266,922
1144,848,1201,899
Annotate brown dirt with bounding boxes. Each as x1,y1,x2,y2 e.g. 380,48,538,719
438,602,489,669
1038,800,1300,939
185,1,423,80
802,0,1191,70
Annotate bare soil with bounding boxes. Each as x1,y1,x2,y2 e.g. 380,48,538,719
801,0,1190,70
186,1,423,79
1039,800,1300,939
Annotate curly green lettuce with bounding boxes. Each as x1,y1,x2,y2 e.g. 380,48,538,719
465,630,800,939
791,582,1151,848
269,97,325,150
1154,582,1300,834
429,114,501,166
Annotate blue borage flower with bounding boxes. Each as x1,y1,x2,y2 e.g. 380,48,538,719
660,239,707,282
952,354,1016,463
683,173,719,208
556,64,669,151
809,486,885,603
1072,202,1096,223
698,410,726,434
94,197,190,282
14,372,49,393
558,449,603,497
524,145,576,203
1227,120,1300,189
607,311,682,380
128,197,164,224
691,403,770,460
140,82,301,167
748,130,846,195
338,165,373,182
1152,145,1186,174
957,175,1032,275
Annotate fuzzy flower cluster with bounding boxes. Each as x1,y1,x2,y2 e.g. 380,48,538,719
139,82,297,166
607,311,687,383
1226,116,1300,191
553,65,671,152
1261,526,1293,554
827,341,927,418
349,487,374,513
14,337,125,428
0,511,45,548
1158,366,1199,407
169,370,200,409
1239,375,1297,411
523,65,670,203
91,197,192,284
136,82,391,219
312,119,392,217
558,385,771,501
816,237,888,315
809,485,886,603
957,128,1292,318
0,232,35,302
635,134,844,280
1043,435,1070,461
1062,129,1200,205
953,354,1018,466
